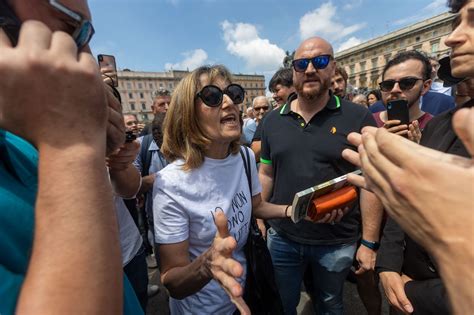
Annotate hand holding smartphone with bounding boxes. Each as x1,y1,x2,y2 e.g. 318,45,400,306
386,99,409,126
98,54,118,87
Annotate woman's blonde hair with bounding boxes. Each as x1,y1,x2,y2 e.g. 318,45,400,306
161,65,241,170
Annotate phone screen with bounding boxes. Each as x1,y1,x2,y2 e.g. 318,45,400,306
98,54,118,87
387,99,410,126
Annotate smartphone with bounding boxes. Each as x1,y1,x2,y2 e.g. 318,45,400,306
125,131,137,143
97,54,118,87
386,99,409,126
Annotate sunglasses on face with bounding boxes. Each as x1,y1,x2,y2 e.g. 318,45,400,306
49,0,95,49
196,84,245,107
254,106,269,111
292,55,332,72
379,77,423,92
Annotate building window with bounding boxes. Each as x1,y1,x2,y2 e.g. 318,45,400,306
350,65,355,75
139,92,144,99
128,92,133,99
360,61,366,72
130,103,135,111
433,30,438,37
430,39,440,51
143,113,148,120
371,58,378,69
415,36,421,42
127,82,132,89
159,83,163,87
141,103,146,110
149,83,154,89
384,53,392,63
138,83,143,89
168,83,173,89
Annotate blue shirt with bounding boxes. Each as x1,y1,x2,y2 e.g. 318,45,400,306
134,136,168,217
0,130,143,315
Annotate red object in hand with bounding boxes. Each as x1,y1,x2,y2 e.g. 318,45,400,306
308,186,358,221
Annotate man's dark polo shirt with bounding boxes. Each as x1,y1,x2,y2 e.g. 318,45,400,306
261,92,376,245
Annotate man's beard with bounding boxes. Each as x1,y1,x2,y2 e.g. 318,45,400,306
408,86,424,108
298,79,331,100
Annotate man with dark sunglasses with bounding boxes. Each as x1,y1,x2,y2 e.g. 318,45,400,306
0,0,143,314
259,36,382,314
372,51,434,142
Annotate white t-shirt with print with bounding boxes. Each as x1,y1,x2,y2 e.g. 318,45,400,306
153,149,261,315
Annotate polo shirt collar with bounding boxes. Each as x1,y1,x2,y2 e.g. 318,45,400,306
279,91,341,115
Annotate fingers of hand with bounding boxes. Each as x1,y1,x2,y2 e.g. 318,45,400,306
106,85,123,111
213,211,230,238
334,208,344,222
50,31,78,59
342,148,361,167
383,120,401,129
232,297,251,315
17,20,52,51
347,132,362,147
214,269,243,297
346,173,368,190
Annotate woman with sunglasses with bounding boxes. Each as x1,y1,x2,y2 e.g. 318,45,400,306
152,65,290,315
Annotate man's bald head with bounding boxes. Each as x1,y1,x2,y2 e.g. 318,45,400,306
292,37,336,101
295,37,334,59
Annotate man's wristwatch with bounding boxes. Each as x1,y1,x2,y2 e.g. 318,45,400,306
361,239,380,251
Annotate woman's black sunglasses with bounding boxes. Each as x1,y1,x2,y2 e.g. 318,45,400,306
379,77,423,92
196,84,245,107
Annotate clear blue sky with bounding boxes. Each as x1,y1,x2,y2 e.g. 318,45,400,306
88,0,448,85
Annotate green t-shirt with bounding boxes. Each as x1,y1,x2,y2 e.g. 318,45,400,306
0,130,143,315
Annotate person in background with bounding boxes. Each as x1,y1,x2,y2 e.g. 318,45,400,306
251,68,295,161
140,89,171,136
124,113,140,137
367,89,382,108
429,56,453,96
352,94,369,107
373,50,434,143
331,65,349,99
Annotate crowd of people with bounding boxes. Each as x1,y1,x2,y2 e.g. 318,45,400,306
0,0,472,315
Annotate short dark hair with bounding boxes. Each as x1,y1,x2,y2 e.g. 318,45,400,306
382,50,432,81
334,66,348,82
447,0,467,12
269,68,293,92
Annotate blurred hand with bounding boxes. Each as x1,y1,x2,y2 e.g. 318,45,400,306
355,245,376,275
407,120,422,143
342,120,474,255
313,206,351,224
256,218,267,240
104,83,126,156
383,119,410,137
380,271,413,314
106,140,140,171
206,211,250,315
0,21,107,149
